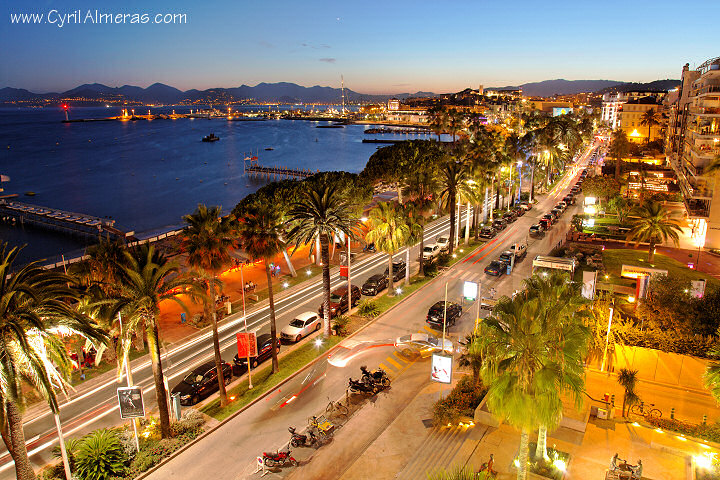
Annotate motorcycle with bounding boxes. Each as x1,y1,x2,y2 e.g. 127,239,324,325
348,377,378,395
288,426,320,448
262,447,298,468
363,243,376,253
360,366,391,389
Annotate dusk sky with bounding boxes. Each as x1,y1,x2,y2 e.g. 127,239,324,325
2,0,719,94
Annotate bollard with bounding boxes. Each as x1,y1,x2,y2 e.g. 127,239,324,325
611,394,615,407
703,414,708,425
670,408,675,420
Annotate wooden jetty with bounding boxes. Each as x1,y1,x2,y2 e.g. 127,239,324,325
0,199,128,240
243,155,316,181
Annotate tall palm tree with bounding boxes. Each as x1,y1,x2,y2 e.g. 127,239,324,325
112,245,198,439
504,133,528,203
626,201,683,261
427,106,448,142
439,156,469,256
236,204,286,373
446,109,465,144
401,202,425,283
0,243,107,480
287,184,360,336
640,108,661,144
618,368,639,417
610,128,630,181
365,202,409,295
180,204,236,407
403,171,438,277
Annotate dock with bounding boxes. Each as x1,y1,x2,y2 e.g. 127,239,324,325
0,199,128,240
243,155,316,181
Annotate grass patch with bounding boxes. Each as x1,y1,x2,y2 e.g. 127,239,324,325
602,249,720,289
201,335,342,421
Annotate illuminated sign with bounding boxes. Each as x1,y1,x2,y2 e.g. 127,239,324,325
117,386,145,419
431,354,452,384
620,264,668,279
463,281,479,300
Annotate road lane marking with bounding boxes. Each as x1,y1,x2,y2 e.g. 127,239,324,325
386,357,403,370
392,351,409,364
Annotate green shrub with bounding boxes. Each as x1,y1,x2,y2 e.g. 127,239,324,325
423,262,439,278
432,375,487,426
74,429,127,480
51,437,81,472
357,300,380,318
438,253,451,267
646,415,720,444
332,315,351,336
169,409,205,437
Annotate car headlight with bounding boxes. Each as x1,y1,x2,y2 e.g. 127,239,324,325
181,394,191,400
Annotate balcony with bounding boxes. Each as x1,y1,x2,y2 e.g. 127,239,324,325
695,85,720,96
689,106,720,116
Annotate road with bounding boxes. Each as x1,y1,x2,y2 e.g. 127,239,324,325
3,196,465,477
140,144,599,480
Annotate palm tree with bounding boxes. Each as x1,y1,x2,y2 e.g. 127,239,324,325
618,368,639,417
610,128,630,181
112,245,198,439
446,109,465,144
504,133,528,203
287,184,360,336
640,108,661,144
0,243,107,480
626,201,683,261
439,156,469,256
608,196,633,225
365,202,410,295
180,204,237,407
236,204,286,373
403,171,437,277
428,106,448,142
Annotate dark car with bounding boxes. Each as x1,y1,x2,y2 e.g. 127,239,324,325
542,213,555,225
503,211,517,223
478,226,496,239
362,273,388,296
384,260,407,282
492,218,506,230
529,224,545,237
498,250,516,266
539,218,552,230
484,260,506,276
513,207,526,217
426,301,463,329
233,333,279,373
549,210,560,220
319,284,362,318
563,195,575,205
552,206,564,217
172,360,233,406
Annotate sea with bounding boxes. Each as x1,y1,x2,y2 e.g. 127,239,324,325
0,105,440,265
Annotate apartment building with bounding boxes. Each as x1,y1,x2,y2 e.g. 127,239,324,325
665,57,720,248
601,90,665,130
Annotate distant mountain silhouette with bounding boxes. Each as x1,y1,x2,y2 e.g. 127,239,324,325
493,79,624,97
596,79,681,95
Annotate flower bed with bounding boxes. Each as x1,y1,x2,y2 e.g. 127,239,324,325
645,415,720,444
524,443,570,480
433,375,487,426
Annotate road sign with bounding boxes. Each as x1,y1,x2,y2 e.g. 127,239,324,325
117,386,145,419
339,265,348,278
236,332,258,358
431,354,452,384
463,281,478,301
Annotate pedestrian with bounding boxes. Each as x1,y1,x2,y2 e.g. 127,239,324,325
631,459,642,479
275,264,281,277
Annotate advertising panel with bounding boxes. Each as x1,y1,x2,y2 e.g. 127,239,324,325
236,331,258,358
431,354,452,384
117,386,145,419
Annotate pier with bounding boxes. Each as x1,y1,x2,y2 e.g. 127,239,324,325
243,155,316,181
0,199,128,241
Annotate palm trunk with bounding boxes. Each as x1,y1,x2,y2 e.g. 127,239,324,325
615,156,621,181
536,425,548,460
474,203,481,240
494,176,500,212
518,428,530,480
648,241,655,261
265,263,280,372
419,233,425,277
405,248,410,284
320,233,332,336
147,321,171,438
3,401,36,480
448,192,456,256
209,278,228,407
529,164,535,203
315,236,321,266
484,186,490,222
464,202,471,245
282,249,297,277
396,184,404,204
387,254,395,295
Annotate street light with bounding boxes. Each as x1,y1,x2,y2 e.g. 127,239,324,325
600,301,615,372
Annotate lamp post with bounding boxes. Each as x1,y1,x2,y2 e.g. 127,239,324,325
517,160,523,202
239,264,253,389
600,302,615,372
118,313,141,452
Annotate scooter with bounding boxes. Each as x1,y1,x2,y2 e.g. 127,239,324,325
348,377,378,395
288,426,320,448
360,366,390,389
262,447,298,468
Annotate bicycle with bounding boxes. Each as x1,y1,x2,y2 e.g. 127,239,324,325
307,415,335,440
325,398,349,420
630,401,662,419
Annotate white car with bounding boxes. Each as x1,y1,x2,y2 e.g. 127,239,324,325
436,235,451,253
394,333,453,359
422,244,441,261
281,311,321,342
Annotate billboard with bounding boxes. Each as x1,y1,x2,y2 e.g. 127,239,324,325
431,354,452,384
581,270,597,299
553,107,573,116
463,281,478,300
117,386,145,419
236,332,258,358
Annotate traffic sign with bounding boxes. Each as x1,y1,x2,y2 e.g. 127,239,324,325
236,332,258,358
117,386,145,419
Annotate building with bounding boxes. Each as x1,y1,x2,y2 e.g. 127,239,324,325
619,96,665,143
387,98,400,111
665,57,720,249
601,91,666,130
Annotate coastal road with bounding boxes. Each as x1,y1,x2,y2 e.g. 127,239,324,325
2,199,465,477
140,145,596,480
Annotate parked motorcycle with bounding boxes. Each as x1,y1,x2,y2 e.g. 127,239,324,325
363,243,376,253
360,366,391,388
348,377,378,395
262,448,298,468
288,426,320,448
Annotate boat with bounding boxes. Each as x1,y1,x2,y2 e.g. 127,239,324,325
202,133,220,142
265,147,274,151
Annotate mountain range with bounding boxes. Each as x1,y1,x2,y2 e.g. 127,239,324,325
0,79,681,105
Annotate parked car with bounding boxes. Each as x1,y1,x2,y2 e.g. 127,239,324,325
233,333,279,373
394,333,453,358
563,195,575,205
549,209,560,220
539,218,552,230
436,235,452,253
529,224,545,237
498,250,516,266
503,211,517,223
318,285,362,318
422,244,441,261
552,206,564,217
484,260,506,276
556,201,567,211
509,242,528,260
426,301,463,329
384,260,407,282
541,213,555,225
281,311,321,343
518,201,532,211
172,360,233,406
362,273,388,296
478,226,496,239
492,218,507,231
513,206,526,217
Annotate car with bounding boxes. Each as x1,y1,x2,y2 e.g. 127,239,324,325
518,201,532,211
503,211,517,223
498,250,516,266
552,206,564,217
172,360,233,406
233,333,280,373
513,206,526,217
436,235,452,253
529,224,545,237
539,218,552,230
541,213,555,225
422,244,441,261
318,285,361,318
556,201,567,210
563,195,575,205
281,311,321,342
384,260,407,282
478,226,496,239
509,242,528,259
549,209,560,220
492,218,506,230
361,273,388,296
426,301,462,329
394,333,453,358
484,260,506,276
